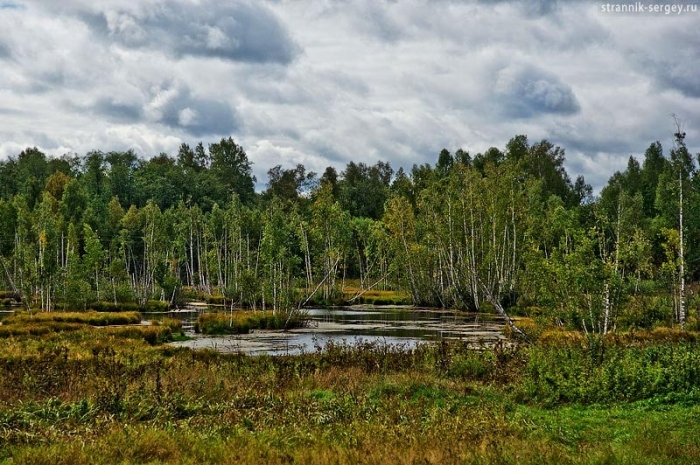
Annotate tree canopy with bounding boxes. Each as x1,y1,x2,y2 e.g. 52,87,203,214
0,133,697,333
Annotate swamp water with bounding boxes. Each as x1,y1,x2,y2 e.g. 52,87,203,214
165,306,506,356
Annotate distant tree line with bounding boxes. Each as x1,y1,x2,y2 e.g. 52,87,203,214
0,133,698,332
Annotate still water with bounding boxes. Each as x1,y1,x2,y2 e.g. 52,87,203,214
166,306,506,356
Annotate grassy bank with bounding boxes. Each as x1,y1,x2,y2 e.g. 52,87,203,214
3,311,142,326
0,312,182,344
0,330,699,463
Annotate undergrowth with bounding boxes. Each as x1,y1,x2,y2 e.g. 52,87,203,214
0,331,699,463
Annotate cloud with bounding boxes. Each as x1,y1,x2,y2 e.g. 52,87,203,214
143,81,239,136
474,0,551,14
1,0,699,197
493,64,581,117
92,98,144,123
355,2,405,42
629,29,700,98
0,1,24,10
80,0,299,64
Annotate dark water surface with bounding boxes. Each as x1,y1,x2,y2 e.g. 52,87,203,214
167,306,506,356
0,306,506,355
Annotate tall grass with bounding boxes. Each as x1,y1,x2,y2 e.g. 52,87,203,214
0,312,179,344
195,310,310,334
3,311,142,326
88,300,170,312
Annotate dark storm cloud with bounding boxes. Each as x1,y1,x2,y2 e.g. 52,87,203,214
493,65,580,118
82,1,298,64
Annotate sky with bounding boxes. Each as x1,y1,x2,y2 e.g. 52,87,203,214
0,0,699,192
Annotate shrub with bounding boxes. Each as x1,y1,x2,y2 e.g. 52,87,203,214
519,336,700,405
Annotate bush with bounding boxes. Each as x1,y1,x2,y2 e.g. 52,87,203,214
617,295,675,330
519,335,700,405
448,352,492,380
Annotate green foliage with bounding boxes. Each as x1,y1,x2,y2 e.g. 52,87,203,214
520,335,700,405
1,133,699,335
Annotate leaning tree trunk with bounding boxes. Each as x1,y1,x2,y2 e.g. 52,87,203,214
479,280,530,343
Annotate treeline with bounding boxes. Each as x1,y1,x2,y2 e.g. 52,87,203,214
0,133,698,333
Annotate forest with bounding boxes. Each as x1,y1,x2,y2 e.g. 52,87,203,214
0,131,698,334
2,133,700,464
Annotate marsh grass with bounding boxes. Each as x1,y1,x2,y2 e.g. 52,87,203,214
88,301,170,312
0,312,176,345
0,291,20,300
3,311,142,326
195,310,310,334
1,333,700,463
341,281,411,306
151,317,184,333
